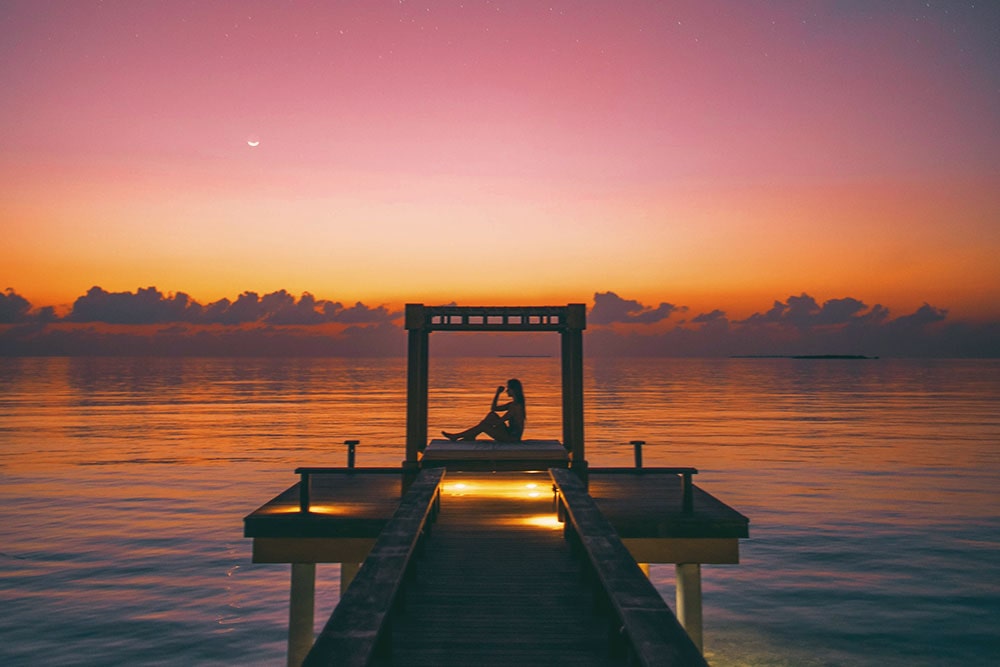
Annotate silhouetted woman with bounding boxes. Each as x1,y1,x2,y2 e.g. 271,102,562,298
442,379,525,442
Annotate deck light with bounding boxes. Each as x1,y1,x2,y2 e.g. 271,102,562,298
518,515,563,529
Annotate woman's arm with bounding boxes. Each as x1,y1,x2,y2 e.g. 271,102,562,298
491,385,505,412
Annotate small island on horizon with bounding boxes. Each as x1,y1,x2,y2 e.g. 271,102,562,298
730,354,879,360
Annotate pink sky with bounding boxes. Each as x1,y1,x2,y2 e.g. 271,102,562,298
2,1,998,320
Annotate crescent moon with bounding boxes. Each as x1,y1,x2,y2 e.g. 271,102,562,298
247,140,260,147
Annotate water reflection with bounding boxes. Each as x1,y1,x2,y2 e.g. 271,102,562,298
0,358,998,666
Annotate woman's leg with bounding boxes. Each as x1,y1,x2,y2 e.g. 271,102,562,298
479,412,515,442
441,427,476,441
443,412,511,441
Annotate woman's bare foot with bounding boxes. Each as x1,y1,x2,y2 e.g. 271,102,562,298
442,431,459,441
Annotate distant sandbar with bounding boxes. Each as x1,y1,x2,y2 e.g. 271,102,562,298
730,354,878,360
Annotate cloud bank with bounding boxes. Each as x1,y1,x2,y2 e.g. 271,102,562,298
65,286,397,325
585,291,986,358
0,287,996,357
590,292,684,325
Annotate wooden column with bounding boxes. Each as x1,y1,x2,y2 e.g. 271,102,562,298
562,304,586,480
288,563,316,667
676,563,704,652
405,305,429,477
561,329,573,452
564,327,584,462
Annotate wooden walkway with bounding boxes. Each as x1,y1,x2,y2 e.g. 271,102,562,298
245,467,746,666
246,304,748,665
386,473,624,666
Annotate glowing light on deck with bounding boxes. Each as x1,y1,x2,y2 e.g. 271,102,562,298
443,477,553,500
264,505,302,514
307,505,341,514
516,515,564,530
262,504,342,515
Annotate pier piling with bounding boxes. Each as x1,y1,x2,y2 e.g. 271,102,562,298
288,563,315,667
676,563,704,651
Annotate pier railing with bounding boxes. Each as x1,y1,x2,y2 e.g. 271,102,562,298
589,466,698,514
301,468,445,667
551,468,709,667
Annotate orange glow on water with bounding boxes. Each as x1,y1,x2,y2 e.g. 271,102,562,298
1,357,998,666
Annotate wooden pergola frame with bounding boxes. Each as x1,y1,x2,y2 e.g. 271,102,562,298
403,303,588,477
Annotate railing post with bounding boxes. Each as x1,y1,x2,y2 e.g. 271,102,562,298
682,471,694,514
299,471,311,513
631,440,644,469
345,440,359,469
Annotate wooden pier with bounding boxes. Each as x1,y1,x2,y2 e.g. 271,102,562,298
351,471,621,665
243,305,750,665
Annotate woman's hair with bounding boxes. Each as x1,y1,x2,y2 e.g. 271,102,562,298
506,378,525,406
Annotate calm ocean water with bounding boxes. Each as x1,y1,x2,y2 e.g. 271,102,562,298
1,357,998,666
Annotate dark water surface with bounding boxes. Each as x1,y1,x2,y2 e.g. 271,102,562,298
1,357,998,665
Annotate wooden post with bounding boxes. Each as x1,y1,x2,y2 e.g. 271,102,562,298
298,471,310,513
682,472,694,514
288,563,316,667
631,440,645,469
405,305,429,479
562,304,587,482
344,440,359,469
676,563,703,652
561,328,572,453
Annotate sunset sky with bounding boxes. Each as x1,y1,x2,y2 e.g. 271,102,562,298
3,1,999,323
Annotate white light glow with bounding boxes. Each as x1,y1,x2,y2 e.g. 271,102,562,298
516,515,564,529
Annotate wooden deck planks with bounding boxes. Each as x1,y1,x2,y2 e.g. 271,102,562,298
552,469,709,667
245,468,748,664
589,471,750,539
244,468,748,542
386,473,625,667
244,470,403,539
304,469,445,667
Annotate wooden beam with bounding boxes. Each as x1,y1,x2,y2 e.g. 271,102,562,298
253,538,375,564
405,322,429,465
561,327,586,474
303,468,445,667
551,468,708,666
622,538,739,564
